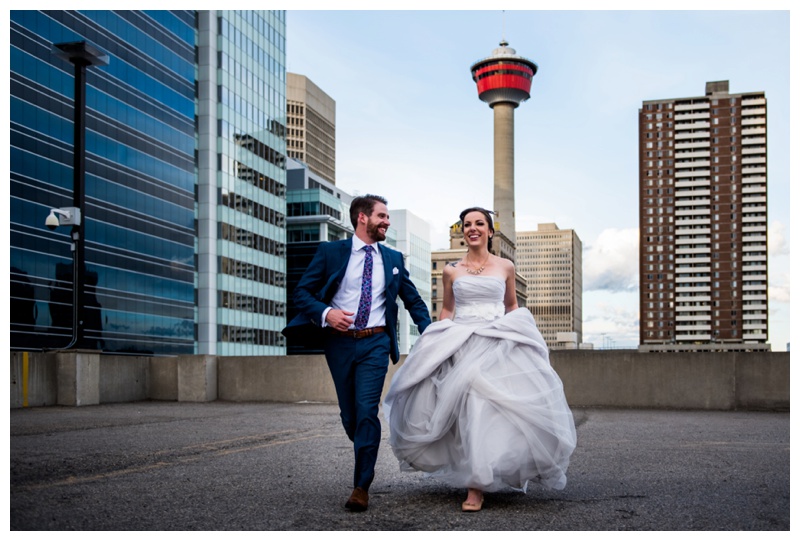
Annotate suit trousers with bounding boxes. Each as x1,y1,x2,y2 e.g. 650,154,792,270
324,331,391,491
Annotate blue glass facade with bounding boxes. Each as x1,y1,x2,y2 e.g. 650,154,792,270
10,10,197,354
197,10,287,356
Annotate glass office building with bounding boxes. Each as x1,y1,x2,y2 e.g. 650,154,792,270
10,10,197,354
10,10,287,356
197,11,287,356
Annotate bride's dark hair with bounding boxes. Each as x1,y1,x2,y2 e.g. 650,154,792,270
459,207,495,251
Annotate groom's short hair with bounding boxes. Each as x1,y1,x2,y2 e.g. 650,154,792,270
350,194,388,229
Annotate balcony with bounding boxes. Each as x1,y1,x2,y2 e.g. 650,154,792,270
675,111,710,121
742,137,766,145
676,314,712,322
676,227,710,236
675,304,711,312
741,146,766,155
675,217,711,226
675,294,711,302
675,169,711,179
675,121,711,131
675,209,711,218
742,107,766,116
675,179,710,189
676,160,710,169
742,185,767,194
676,285,711,293
674,102,710,111
742,156,766,165
675,236,710,246
742,117,766,126
741,127,766,135
674,257,711,266
676,323,711,331
675,138,710,146
743,285,768,293
741,166,766,175
675,333,712,341
742,175,766,185
742,195,767,204
675,150,711,159
741,97,766,106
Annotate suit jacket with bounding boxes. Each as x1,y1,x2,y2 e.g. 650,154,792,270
282,238,431,363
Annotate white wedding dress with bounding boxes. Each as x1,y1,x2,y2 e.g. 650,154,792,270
384,275,577,492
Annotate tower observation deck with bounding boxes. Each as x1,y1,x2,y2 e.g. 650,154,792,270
470,40,538,245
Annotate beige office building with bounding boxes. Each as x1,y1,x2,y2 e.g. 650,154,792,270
286,73,336,184
638,80,769,351
516,224,583,349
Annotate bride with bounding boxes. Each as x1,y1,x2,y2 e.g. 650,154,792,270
383,207,577,512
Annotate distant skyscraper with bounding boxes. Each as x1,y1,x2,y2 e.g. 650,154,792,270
286,73,336,184
639,80,769,351
516,224,583,349
470,40,537,245
391,210,432,354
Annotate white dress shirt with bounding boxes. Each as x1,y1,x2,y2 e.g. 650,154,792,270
322,235,387,329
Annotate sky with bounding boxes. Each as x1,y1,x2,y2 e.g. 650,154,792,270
284,5,793,351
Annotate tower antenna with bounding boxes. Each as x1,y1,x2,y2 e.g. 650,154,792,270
502,10,506,43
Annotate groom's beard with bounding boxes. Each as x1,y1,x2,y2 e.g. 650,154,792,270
367,221,387,242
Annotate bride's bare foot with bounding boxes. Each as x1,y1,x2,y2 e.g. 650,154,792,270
461,488,484,512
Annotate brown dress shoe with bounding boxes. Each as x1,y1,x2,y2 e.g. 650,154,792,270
345,487,369,512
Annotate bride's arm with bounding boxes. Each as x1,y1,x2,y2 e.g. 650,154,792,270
438,264,456,320
504,258,519,313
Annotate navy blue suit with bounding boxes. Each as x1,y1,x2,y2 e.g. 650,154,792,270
283,238,431,490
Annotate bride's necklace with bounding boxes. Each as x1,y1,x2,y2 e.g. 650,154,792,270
463,253,490,275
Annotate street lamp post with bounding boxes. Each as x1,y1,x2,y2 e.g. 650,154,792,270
51,41,108,349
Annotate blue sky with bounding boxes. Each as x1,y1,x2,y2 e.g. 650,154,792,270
285,6,792,350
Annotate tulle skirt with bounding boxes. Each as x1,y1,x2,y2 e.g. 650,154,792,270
384,308,577,492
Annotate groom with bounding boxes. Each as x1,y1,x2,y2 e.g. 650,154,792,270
283,194,431,512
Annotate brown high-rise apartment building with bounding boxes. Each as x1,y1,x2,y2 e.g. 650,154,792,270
286,73,336,184
516,224,583,348
639,81,769,351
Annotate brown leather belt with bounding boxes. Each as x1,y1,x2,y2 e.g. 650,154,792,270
328,326,386,339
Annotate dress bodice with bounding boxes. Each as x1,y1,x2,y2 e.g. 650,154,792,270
453,275,505,321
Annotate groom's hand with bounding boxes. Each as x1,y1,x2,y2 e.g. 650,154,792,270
326,309,355,331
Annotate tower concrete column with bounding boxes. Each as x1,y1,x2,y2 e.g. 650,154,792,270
493,102,516,243
470,39,537,251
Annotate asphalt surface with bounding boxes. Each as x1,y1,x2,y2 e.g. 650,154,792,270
9,401,790,531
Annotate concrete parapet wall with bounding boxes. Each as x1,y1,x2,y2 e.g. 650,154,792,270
551,350,789,410
9,350,788,410
217,354,404,403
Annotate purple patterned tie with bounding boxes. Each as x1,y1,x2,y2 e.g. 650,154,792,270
354,245,374,330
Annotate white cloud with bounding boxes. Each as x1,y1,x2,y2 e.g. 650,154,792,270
581,292,640,348
769,273,790,304
768,220,789,257
583,228,639,293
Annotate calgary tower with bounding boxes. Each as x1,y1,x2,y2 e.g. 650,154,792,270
470,40,537,245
